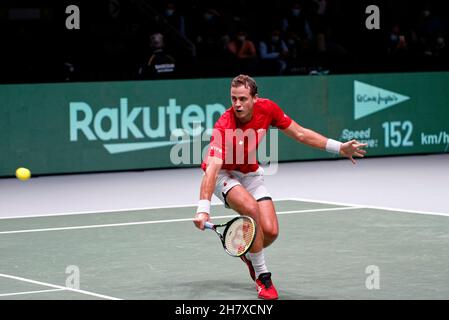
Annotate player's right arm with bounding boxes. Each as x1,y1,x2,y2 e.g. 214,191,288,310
193,156,223,230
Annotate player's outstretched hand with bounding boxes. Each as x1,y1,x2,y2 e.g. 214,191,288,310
193,212,210,230
340,139,367,164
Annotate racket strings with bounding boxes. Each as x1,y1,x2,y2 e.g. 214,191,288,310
224,218,255,256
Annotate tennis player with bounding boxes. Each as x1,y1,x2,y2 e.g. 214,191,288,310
193,74,367,300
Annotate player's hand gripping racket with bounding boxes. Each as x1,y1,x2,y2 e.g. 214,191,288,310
204,216,257,257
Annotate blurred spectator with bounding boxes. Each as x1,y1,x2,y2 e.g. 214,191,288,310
258,29,289,74
191,7,228,59
281,2,313,41
314,0,327,16
63,61,76,81
284,31,302,59
138,33,176,78
414,6,446,56
319,26,347,56
227,31,257,59
163,2,186,37
284,31,305,74
433,34,447,57
227,30,258,74
310,0,329,34
387,24,409,55
107,0,121,19
310,0,329,54
416,6,445,39
1,0,448,84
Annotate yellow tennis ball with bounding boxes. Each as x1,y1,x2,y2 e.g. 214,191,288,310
16,167,31,181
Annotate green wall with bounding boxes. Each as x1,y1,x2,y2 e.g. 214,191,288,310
1,72,448,177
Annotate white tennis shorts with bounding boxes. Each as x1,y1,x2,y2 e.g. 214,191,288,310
214,167,271,208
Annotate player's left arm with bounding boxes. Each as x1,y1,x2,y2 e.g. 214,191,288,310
282,120,367,164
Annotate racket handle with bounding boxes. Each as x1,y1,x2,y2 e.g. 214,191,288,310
204,221,214,230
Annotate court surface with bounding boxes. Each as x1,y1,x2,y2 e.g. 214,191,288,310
1,198,449,300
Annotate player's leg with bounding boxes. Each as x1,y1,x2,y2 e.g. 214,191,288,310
213,171,264,252
257,199,279,248
241,168,279,248
224,185,264,254
214,176,258,281
226,185,278,300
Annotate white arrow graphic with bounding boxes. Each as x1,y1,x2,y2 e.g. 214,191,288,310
354,80,410,120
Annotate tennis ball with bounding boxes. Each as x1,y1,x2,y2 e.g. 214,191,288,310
16,167,31,181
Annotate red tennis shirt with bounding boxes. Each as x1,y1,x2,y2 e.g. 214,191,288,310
201,98,292,173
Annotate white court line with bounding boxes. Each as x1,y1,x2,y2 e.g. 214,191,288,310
0,273,121,300
289,197,449,217
0,201,226,220
0,206,360,235
0,197,298,220
0,288,65,297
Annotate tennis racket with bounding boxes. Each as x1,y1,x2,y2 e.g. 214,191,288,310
204,216,257,257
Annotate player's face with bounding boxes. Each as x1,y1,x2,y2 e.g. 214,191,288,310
231,85,257,122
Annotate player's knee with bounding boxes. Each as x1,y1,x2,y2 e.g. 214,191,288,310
244,201,260,219
264,224,279,241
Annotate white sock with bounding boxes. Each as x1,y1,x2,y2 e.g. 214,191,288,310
248,250,269,279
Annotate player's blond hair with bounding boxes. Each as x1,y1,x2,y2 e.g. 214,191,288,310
231,74,258,97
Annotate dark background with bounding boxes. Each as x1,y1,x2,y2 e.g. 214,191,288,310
0,0,447,84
